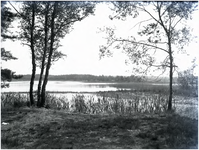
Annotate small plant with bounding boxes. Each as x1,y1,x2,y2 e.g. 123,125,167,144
45,93,69,110
1,93,29,108
71,94,87,113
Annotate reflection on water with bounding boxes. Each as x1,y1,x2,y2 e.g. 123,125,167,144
1,81,130,92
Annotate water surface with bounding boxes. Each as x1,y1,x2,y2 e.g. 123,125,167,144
1,81,129,92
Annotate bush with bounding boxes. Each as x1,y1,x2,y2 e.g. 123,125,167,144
177,69,198,97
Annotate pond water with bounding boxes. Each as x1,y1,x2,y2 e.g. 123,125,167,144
1,81,131,92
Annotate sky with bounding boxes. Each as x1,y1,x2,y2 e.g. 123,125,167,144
1,2,199,77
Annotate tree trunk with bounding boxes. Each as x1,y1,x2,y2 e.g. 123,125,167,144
37,72,43,106
37,3,49,107
40,2,57,107
29,2,36,106
168,39,173,111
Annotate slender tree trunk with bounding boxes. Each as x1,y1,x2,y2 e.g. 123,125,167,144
40,2,57,107
168,39,173,111
37,3,49,107
156,5,173,111
29,2,36,106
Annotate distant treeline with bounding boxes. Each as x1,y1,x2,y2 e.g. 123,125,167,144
14,74,172,83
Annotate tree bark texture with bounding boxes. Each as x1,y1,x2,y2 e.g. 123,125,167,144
40,2,57,107
37,3,49,107
29,2,36,106
168,38,173,111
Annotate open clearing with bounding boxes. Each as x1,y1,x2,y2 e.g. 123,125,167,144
1,107,198,149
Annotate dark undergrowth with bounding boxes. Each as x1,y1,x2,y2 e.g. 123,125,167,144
1,107,198,149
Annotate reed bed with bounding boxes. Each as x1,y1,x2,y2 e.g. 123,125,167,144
1,92,30,108
1,92,169,114
70,92,169,114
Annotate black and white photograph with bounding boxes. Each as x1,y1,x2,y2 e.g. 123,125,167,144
1,1,198,149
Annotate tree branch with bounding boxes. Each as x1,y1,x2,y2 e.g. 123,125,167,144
21,43,31,47
157,3,169,34
160,2,171,17
113,38,169,54
138,3,162,26
54,18,81,38
153,67,167,82
172,17,183,30
8,2,25,19
130,18,153,30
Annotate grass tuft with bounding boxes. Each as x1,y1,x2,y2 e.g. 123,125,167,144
1,108,198,149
